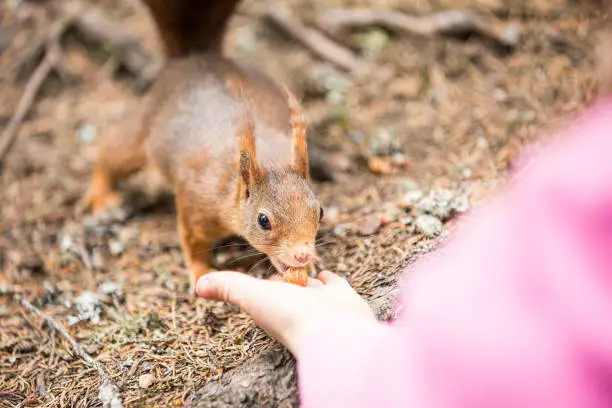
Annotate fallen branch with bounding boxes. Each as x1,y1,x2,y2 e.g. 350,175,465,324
0,17,70,164
265,4,369,77
17,295,123,408
0,2,161,164
5,3,159,84
316,8,519,50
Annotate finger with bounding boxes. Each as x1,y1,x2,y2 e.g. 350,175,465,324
196,271,267,308
316,270,348,285
267,274,284,282
307,277,324,287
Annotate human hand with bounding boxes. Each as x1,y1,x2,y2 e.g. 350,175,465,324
196,270,376,356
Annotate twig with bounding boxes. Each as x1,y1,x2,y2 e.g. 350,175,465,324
316,8,519,50
5,3,159,85
17,296,123,408
0,17,69,164
265,4,369,77
78,242,94,271
78,226,94,271
3,35,47,81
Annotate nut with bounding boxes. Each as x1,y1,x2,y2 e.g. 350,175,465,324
283,267,308,287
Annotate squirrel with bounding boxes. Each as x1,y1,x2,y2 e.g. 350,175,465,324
80,0,323,293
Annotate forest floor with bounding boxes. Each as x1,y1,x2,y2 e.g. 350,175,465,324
0,0,603,406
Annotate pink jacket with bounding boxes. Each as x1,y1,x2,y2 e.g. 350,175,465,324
298,97,612,408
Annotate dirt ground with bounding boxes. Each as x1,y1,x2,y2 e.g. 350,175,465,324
0,0,604,407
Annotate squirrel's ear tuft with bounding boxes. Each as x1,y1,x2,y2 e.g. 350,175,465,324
236,112,261,189
284,86,309,180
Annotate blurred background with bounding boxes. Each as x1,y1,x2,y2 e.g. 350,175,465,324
0,0,607,406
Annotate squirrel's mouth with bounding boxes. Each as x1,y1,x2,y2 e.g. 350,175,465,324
270,258,289,274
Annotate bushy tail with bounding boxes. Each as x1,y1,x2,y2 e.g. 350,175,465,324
141,0,242,57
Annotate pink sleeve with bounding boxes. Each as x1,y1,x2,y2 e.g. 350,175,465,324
298,98,612,408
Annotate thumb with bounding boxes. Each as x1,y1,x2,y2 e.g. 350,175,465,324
196,271,260,307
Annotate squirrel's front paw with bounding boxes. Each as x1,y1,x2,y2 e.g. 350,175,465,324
306,262,318,278
77,189,129,226
78,188,124,216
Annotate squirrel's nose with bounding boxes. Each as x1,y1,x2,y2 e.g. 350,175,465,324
294,254,309,264
293,247,312,264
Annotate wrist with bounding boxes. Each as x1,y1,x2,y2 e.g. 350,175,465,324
288,315,380,357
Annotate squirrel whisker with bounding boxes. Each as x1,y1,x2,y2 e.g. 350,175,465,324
247,256,272,275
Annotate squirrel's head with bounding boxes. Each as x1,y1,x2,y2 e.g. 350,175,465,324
234,88,322,274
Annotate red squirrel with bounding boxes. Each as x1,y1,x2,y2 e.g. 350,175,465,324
80,0,322,293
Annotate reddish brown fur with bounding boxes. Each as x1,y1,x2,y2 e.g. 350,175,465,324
285,86,310,181
140,0,241,57
81,0,321,293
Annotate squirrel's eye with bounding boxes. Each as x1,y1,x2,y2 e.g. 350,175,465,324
319,207,324,221
258,213,271,230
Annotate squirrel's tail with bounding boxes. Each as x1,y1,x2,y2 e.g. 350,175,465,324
140,0,242,57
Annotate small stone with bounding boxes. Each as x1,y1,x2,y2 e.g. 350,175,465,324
391,152,409,168
399,216,413,225
108,240,126,257
492,88,508,102
477,137,489,149
501,25,520,48
398,190,424,208
322,206,340,226
59,234,77,253
416,189,469,220
139,373,155,389
333,224,348,238
77,124,97,144
356,214,382,236
415,215,443,238
98,282,120,296
71,291,102,325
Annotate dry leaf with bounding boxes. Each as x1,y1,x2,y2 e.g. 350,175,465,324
368,156,393,174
